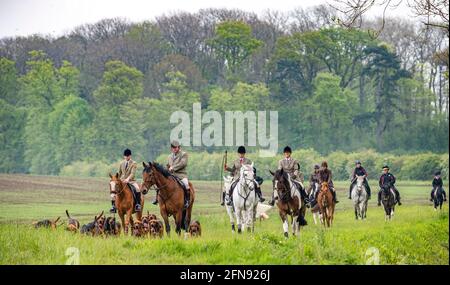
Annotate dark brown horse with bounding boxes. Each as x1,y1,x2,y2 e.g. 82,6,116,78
317,182,335,227
141,162,195,236
109,173,144,235
270,169,307,238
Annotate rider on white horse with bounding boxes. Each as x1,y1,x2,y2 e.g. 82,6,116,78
269,146,309,206
223,146,265,206
348,160,371,200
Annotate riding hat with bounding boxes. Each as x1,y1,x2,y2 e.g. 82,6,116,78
314,164,320,169
355,160,361,165
171,140,180,148
435,170,441,176
123,149,132,156
382,165,390,170
237,146,246,154
283,146,292,153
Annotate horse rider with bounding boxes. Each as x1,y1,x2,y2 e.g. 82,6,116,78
378,165,402,206
317,161,339,203
152,140,190,209
110,148,142,213
348,160,371,200
223,146,265,206
430,171,447,202
307,164,321,207
269,146,309,206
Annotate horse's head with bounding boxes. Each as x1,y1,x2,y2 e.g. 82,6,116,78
141,162,157,194
240,164,255,190
321,182,329,192
109,173,123,195
356,176,365,191
270,168,290,196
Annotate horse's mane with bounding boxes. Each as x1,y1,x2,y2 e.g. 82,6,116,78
152,162,172,178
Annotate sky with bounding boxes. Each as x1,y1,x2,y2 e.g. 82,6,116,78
0,0,414,38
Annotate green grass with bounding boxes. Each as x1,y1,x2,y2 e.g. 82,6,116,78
0,174,448,264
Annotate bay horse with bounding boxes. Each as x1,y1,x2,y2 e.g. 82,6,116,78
270,168,307,238
317,182,335,227
380,184,396,221
141,162,195,236
109,173,144,235
432,187,445,211
351,176,368,220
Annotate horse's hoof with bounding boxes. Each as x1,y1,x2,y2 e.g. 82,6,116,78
283,232,288,238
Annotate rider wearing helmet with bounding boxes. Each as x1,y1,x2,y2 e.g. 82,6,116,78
348,160,371,199
378,165,401,206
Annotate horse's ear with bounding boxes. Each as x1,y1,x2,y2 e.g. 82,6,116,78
109,173,112,178
143,162,147,168
115,173,119,179
250,162,254,168
280,168,284,174
269,170,275,176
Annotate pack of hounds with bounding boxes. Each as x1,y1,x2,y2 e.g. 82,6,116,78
32,210,202,238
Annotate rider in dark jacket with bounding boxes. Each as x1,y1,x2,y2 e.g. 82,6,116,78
378,165,401,206
348,160,371,199
430,171,447,202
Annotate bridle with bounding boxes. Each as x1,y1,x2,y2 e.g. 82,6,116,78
110,179,125,196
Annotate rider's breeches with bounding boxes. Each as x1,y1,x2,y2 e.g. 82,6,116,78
378,186,401,200
181,178,190,190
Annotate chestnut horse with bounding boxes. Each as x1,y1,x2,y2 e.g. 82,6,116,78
141,162,195,236
109,173,144,235
317,182,335,227
270,168,307,238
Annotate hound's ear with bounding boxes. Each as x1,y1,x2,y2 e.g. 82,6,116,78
54,217,61,223
115,173,119,179
269,170,275,176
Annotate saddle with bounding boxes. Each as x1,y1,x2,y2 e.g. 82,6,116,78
171,175,188,193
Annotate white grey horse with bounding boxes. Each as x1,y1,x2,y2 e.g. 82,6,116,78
223,175,237,233
351,175,368,220
232,163,258,233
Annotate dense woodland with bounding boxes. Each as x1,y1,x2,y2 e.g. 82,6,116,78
0,6,448,177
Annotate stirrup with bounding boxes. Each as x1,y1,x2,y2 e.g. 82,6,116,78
135,204,142,212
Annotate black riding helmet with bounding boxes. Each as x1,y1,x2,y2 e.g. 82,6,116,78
123,149,132,156
283,146,292,153
237,146,246,154
435,170,441,176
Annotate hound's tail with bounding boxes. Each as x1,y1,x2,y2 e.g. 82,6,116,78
66,210,71,219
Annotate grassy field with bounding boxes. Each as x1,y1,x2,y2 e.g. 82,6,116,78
0,174,448,265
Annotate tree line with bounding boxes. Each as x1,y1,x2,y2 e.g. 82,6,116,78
0,6,448,176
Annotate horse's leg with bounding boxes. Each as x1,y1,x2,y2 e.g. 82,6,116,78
279,211,288,238
236,209,243,234
174,210,182,236
226,206,235,233
292,214,298,237
354,205,358,220
118,211,126,235
125,208,133,235
160,210,171,236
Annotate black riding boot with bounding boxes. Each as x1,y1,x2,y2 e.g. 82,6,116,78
377,191,381,206
332,190,339,203
110,200,117,213
221,192,225,206
430,189,435,201
366,182,371,199
152,190,159,205
226,190,233,206
348,182,354,199
135,192,142,212
255,186,265,203
184,190,190,209
444,190,447,201
394,189,402,205
299,188,310,207
268,192,277,206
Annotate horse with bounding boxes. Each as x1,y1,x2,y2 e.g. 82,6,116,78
223,175,237,233
308,182,322,225
351,176,368,220
317,182,335,227
233,163,258,234
380,184,396,221
270,168,307,238
141,162,195,236
432,186,445,211
109,173,144,235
